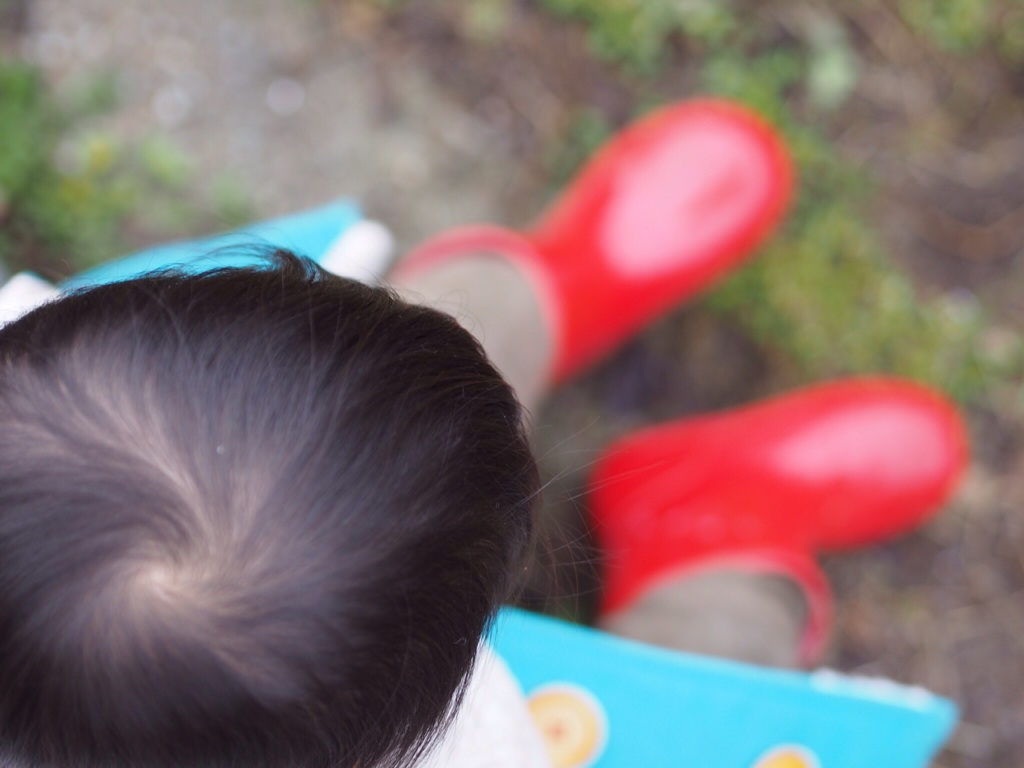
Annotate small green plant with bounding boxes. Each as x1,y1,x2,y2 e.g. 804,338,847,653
701,46,1021,400
0,60,128,276
703,205,1011,400
897,0,994,53
537,0,735,72
898,0,1024,66
0,58,254,279
708,30,1024,398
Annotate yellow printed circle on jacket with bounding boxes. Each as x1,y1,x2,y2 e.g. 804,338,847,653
751,744,821,768
527,684,608,768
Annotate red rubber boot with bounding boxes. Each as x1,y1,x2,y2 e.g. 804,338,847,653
394,99,792,384
589,378,969,665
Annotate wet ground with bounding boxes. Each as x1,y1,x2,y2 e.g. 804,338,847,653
13,1,1024,766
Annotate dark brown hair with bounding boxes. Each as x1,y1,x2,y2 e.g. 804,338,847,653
0,252,538,768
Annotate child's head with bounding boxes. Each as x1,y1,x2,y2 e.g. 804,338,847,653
0,252,538,768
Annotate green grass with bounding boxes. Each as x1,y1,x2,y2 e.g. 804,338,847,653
0,58,254,279
0,60,127,276
695,47,1015,401
537,0,735,72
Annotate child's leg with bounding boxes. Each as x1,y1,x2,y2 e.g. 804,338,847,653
600,573,807,668
392,100,791,394
392,100,815,667
395,256,812,668
391,256,553,416
394,251,817,670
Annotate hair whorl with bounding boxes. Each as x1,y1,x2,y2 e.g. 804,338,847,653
0,252,538,768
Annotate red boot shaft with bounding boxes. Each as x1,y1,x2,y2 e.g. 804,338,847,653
396,100,792,383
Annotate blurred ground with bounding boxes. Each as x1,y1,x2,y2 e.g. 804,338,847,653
14,0,543,249
9,1,1024,766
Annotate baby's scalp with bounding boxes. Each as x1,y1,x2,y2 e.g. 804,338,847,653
0,253,538,768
